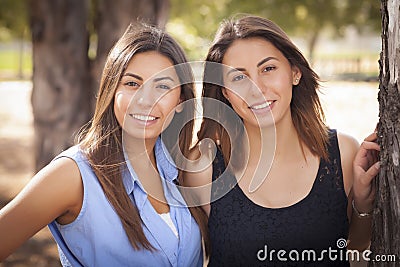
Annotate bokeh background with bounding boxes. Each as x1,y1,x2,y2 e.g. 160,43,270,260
0,0,380,266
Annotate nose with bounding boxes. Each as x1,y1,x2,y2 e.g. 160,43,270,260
133,84,157,109
249,75,267,97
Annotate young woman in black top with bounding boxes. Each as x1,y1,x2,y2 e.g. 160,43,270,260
185,15,380,266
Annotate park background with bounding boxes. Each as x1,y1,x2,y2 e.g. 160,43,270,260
0,0,380,266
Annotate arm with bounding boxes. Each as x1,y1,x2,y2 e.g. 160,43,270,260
338,132,380,251
348,132,380,250
0,157,83,261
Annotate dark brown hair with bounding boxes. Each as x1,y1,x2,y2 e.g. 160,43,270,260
77,23,209,254
199,15,329,164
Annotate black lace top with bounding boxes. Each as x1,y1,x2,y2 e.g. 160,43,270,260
208,130,350,267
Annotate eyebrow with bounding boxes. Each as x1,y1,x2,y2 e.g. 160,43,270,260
226,67,246,76
122,73,143,81
122,73,175,83
153,76,175,83
256,57,278,68
225,56,279,76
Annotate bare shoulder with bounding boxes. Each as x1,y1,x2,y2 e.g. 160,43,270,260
184,144,214,187
183,144,214,215
41,156,81,180
337,131,359,160
23,156,83,216
44,156,82,192
187,145,202,160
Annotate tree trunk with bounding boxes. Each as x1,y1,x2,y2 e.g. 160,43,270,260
29,0,169,171
369,0,400,266
29,0,91,171
307,29,319,66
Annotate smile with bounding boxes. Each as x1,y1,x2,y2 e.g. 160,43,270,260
129,114,158,121
250,101,275,110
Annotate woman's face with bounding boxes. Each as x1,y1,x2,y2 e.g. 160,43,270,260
221,37,301,130
114,51,182,140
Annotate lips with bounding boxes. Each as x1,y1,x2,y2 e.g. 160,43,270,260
129,114,159,126
129,113,158,122
249,100,275,110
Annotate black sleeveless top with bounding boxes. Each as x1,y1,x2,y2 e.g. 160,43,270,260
208,130,350,267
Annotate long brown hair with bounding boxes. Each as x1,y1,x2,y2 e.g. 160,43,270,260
199,15,329,165
76,23,209,254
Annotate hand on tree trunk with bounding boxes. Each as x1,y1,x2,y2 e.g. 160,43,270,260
352,131,380,213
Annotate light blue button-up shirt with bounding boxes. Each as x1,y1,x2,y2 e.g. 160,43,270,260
48,138,203,267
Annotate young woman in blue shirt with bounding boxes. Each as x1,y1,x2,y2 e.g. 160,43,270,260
0,23,209,266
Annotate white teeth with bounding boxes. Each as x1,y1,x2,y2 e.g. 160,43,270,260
131,114,157,121
251,101,273,110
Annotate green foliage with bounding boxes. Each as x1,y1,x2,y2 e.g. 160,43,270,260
168,0,381,60
0,0,29,41
168,0,231,60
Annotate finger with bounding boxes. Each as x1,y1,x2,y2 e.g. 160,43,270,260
364,132,378,142
364,161,380,183
360,140,380,152
366,146,380,164
372,149,379,161
354,141,380,162
366,152,375,167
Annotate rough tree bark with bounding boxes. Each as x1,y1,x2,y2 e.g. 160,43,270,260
29,0,169,171
370,0,400,266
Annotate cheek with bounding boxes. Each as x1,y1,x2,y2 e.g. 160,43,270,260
225,90,246,108
224,92,250,119
159,91,180,114
158,91,181,127
161,87,181,105
114,91,132,125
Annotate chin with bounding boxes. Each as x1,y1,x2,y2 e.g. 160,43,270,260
123,128,161,140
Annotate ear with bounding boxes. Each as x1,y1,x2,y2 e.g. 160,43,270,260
175,99,183,113
221,87,230,101
292,66,302,86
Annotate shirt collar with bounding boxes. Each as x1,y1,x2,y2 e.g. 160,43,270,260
154,137,179,183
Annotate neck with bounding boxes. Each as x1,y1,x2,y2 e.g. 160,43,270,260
239,116,306,192
123,134,158,170
243,114,305,166
273,120,304,162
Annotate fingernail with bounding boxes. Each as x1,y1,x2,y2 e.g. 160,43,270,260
374,162,380,169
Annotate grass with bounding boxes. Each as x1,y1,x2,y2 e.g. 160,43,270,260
0,49,32,80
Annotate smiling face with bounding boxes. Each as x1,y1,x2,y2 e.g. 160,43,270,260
221,37,301,130
114,51,182,140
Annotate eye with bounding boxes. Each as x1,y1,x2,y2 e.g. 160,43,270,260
232,74,246,82
123,81,140,88
156,84,172,90
262,66,276,72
